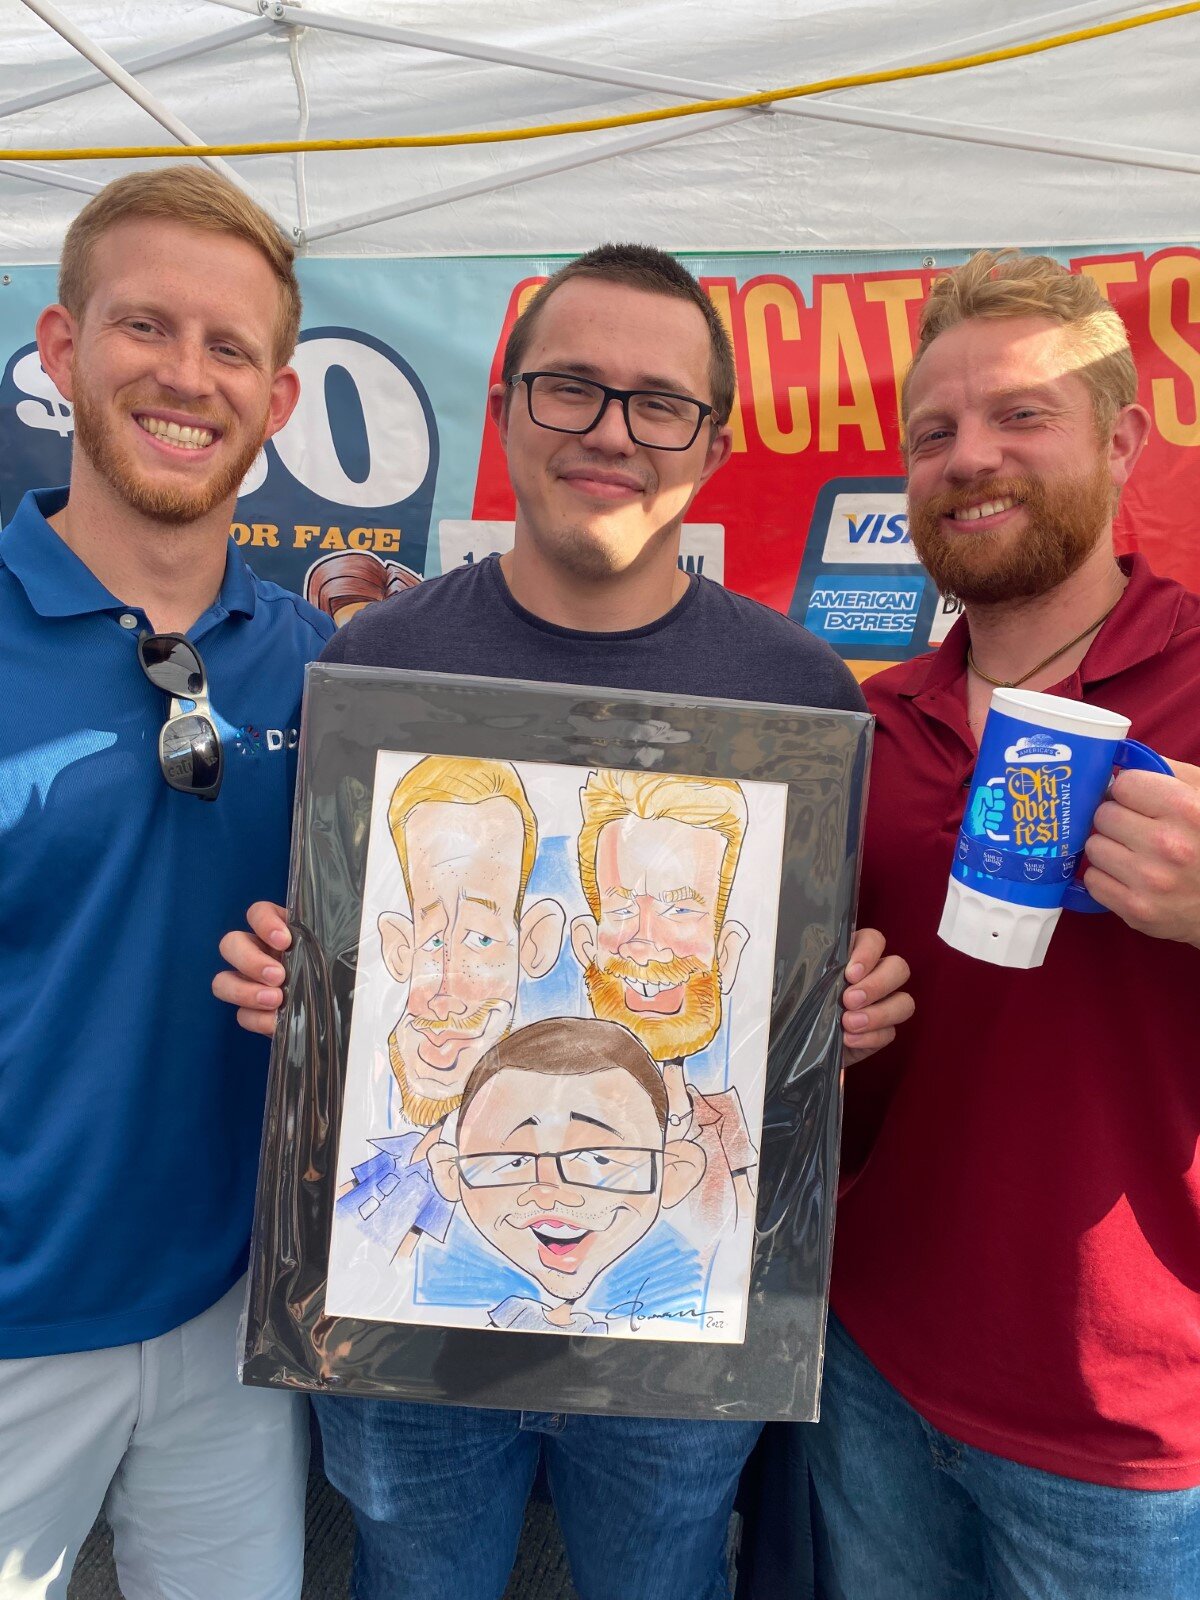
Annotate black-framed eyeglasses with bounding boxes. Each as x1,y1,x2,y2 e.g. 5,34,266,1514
137,633,223,802
510,371,715,451
456,1146,661,1195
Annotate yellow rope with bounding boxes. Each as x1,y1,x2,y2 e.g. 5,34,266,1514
5,1,1199,161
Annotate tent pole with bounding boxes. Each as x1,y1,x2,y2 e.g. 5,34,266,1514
0,161,103,196
0,19,275,121
270,6,743,99
17,0,287,223
770,100,1200,177
302,110,756,245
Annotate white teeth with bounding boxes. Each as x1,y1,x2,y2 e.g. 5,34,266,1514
136,416,214,450
628,979,668,998
534,1222,586,1241
953,497,1017,522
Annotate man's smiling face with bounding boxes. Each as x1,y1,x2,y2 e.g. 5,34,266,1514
904,314,1126,604
56,217,296,525
448,1064,670,1302
489,277,731,583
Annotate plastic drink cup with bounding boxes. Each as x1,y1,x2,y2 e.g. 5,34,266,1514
939,687,1171,969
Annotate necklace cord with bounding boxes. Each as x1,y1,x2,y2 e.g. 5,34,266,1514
967,598,1122,689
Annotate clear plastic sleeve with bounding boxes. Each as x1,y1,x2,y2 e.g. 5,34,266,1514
242,664,871,1421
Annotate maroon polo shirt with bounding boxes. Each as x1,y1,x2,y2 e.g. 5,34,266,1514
834,555,1200,1489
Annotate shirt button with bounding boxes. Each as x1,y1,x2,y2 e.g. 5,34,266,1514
119,613,138,630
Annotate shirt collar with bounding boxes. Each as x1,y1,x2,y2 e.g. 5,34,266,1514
1,486,257,622
901,554,1180,704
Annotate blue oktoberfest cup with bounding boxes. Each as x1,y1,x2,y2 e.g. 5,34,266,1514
939,687,1171,968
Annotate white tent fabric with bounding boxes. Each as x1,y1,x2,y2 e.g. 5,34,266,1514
1,0,1199,261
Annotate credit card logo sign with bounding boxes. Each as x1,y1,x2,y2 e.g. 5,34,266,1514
929,590,964,645
820,493,916,565
804,577,925,646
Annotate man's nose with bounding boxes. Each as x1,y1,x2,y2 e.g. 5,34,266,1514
942,417,1004,483
582,395,638,456
621,899,670,959
427,988,467,1020
519,1165,586,1209
154,334,214,400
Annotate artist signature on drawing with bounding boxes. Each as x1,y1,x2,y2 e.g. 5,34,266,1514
606,1279,725,1333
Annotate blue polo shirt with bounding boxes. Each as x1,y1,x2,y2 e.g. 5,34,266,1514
0,488,333,1357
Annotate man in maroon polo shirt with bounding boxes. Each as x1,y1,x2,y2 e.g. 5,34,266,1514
805,251,1200,1598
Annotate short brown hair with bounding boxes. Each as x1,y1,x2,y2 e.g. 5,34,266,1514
59,164,302,364
502,243,736,425
902,249,1137,440
458,1017,668,1134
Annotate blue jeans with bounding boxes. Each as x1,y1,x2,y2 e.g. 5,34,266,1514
314,1395,761,1600
806,1312,1200,1600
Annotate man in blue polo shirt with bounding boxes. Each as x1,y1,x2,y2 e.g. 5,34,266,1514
0,167,332,1600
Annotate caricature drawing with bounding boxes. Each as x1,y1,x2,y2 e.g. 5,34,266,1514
429,1017,705,1336
326,752,785,1343
569,770,758,1227
336,756,564,1259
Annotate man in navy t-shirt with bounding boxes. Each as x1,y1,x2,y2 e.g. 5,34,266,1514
217,243,912,1600
0,168,332,1600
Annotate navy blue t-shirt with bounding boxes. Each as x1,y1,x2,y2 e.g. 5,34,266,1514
323,556,865,715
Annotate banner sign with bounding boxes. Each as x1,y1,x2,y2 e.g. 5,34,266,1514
3,246,1198,670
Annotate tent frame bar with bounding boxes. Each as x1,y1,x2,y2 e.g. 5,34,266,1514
0,18,274,122
18,0,285,222
303,110,757,243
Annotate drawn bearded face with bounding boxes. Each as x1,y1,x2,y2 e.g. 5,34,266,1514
571,815,747,1063
378,796,563,1122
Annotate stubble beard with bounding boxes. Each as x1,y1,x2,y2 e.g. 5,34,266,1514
71,365,265,527
907,461,1115,606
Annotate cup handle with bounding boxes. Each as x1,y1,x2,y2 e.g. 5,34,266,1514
1062,740,1174,913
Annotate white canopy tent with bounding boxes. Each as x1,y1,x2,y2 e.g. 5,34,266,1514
1,0,1199,262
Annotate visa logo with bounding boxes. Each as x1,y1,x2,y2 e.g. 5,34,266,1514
847,511,909,544
821,492,918,566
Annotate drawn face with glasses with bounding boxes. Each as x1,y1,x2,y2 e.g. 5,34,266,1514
431,1036,705,1303
488,278,732,582
137,633,223,801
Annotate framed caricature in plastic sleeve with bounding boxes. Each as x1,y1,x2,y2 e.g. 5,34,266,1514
242,665,871,1421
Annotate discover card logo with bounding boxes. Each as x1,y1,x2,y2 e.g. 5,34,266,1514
820,493,916,565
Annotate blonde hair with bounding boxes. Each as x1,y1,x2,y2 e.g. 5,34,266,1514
59,165,301,365
576,769,747,926
902,249,1137,439
387,757,538,909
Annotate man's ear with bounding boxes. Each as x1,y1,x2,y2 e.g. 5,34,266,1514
570,914,597,971
35,305,78,402
1108,401,1152,492
378,911,415,985
519,897,565,979
697,421,734,489
715,919,749,993
429,1142,463,1205
661,1138,706,1209
263,365,301,441
488,382,509,446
